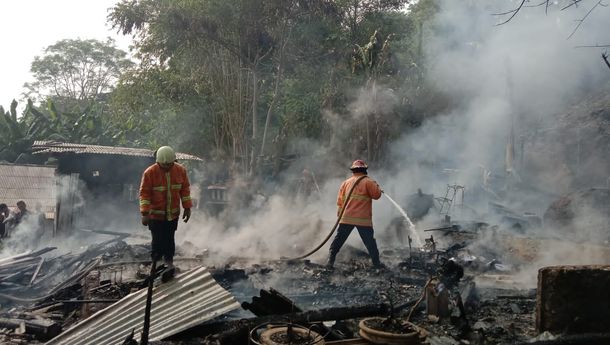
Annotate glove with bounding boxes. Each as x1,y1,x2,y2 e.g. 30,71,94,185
141,214,149,226
182,208,191,223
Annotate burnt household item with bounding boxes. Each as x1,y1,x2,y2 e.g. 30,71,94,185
425,279,450,318
242,288,343,341
438,258,464,289
0,318,61,341
536,265,610,334
438,184,464,215
256,325,325,345
358,317,425,344
460,280,480,313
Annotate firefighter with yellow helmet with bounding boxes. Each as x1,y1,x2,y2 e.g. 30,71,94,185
139,146,192,277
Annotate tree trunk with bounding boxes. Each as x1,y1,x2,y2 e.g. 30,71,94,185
260,26,289,161
250,67,258,175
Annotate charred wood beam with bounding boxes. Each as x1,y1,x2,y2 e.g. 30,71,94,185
0,256,41,269
242,288,302,316
171,301,416,341
0,269,34,283
0,258,101,304
95,257,202,269
47,257,101,295
78,228,150,240
242,288,339,341
0,247,56,266
522,333,610,345
29,257,45,286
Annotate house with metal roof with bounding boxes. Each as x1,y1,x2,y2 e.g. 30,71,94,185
0,163,56,217
30,141,203,234
0,163,57,237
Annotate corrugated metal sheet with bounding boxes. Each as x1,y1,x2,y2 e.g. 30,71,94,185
32,141,203,161
0,163,56,214
47,266,240,345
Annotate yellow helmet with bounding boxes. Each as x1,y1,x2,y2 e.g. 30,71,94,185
155,146,176,164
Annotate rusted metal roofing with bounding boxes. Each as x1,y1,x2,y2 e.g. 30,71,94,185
0,163,56,214
46,266,240,345
32,141,203,161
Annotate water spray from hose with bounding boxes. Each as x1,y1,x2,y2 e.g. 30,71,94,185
383,192,423,247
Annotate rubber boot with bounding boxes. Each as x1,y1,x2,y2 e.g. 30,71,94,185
161,258,176,282
325,256,335,269
372,259,387,270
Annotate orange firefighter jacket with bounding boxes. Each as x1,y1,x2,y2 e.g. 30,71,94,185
337,173,382,227
139,163,193,221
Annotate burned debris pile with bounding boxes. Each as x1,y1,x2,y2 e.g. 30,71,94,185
0,213,608,344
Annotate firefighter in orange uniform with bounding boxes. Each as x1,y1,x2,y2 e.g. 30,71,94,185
327,160,384,268
140,146,192,273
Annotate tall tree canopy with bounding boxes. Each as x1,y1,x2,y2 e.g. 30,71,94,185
0,39,135,163
107,0,439,176
24,38,133,104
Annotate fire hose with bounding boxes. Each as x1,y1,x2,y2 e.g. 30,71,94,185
282,175,369,261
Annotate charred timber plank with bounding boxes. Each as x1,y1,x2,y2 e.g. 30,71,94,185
29,257,45,286
536,265,610,334
269,288,302,312
171,303,396,341
0,257,40,270
0,318,61,341
0,247,56,266
0,270,30,283
47,258,101,295
242,288,303,317
522,333,610,345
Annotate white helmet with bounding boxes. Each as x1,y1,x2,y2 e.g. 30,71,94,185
155,146,176,164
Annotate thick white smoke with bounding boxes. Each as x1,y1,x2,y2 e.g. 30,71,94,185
173,1,610,272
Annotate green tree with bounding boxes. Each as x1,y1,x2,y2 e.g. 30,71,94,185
24,38,133,106
109,0,313,170
107,0,440,174
0,100,29,162
0,97,124,163
11,38,135,151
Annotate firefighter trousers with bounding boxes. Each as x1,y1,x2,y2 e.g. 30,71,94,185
148,219,178,262
328,223,381,265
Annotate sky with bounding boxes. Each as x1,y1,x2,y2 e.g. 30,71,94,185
0,0,132,110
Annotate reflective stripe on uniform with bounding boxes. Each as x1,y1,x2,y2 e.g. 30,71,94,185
181,196,191,202
150,208,179,215
165,172,172,220
340,215,371,223
349,194,371,201
140,200,151,206
153,186,166,192
171,184,182,189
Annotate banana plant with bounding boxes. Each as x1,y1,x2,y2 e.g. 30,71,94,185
0,100,33,162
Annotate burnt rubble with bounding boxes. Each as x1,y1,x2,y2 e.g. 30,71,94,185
0,219,607,344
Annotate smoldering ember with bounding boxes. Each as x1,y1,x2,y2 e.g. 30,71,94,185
0,1,610,345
